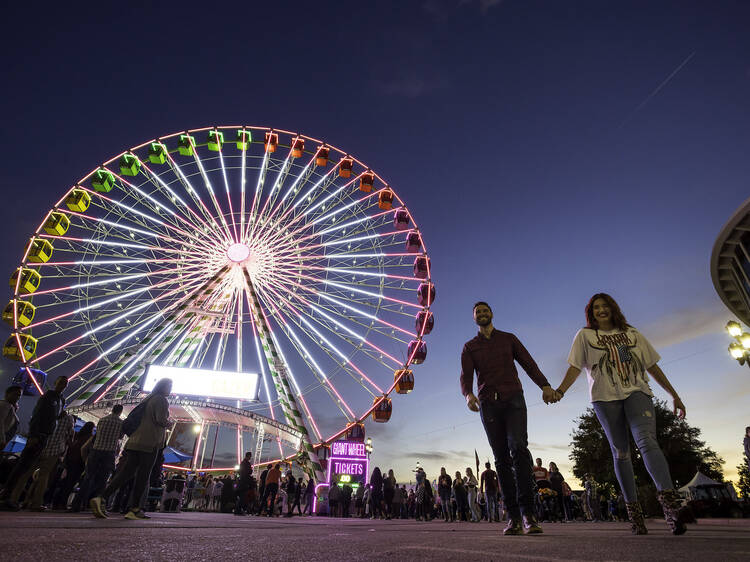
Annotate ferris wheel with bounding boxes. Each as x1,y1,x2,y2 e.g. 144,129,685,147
3,125,434,479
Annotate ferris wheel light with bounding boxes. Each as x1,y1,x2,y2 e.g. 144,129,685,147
193,424,202,433
740,333,750,349
227,243,251,263
726,321,742,337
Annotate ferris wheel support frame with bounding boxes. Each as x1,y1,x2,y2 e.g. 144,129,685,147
242,267,325,483
68,264,231,407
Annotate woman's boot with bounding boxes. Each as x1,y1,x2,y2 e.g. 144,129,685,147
625,501,648,535
656,489,688,535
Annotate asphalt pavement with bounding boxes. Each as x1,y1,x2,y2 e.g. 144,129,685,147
1,511,748,561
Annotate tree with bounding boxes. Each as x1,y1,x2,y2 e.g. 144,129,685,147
569,399,724,491
737,457,750,500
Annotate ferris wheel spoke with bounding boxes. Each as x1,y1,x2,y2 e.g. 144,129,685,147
138,158,225,241
81,187,219,253
255,288,358,420
244,149,270,243
248,148,294,241
163,151,233,246
24,272,207,330
184,136,235,242
34,276,207,364
256,281,387,395
64,208,212,255
216,145,239,242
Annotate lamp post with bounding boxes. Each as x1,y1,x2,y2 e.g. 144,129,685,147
725,320,750,367
365,437,373,459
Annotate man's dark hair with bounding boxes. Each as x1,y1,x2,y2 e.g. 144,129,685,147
485,461,491,468
5,385,23,396
473,301,492,313
112,404,123,415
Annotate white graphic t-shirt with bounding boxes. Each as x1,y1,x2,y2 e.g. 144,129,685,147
567,327,659,403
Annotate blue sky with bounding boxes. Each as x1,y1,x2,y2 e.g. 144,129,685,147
1,1,749,486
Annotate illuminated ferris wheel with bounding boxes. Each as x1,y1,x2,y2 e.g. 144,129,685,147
3,125,434,479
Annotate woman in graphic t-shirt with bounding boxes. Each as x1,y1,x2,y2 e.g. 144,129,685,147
552,293,687,536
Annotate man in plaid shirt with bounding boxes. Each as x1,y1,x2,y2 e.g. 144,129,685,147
7,410,74,510
80,404,123,518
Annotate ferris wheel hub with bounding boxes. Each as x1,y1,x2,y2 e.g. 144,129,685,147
226,243,251,263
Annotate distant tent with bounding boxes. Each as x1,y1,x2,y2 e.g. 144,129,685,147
679,471,735,500
679,472,722,491
2,434,27,453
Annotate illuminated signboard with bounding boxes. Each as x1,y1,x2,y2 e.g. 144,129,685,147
143,364,260,401
328,440,368,490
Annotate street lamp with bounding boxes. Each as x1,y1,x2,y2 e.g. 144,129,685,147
365,437,373,458
725,320,750,367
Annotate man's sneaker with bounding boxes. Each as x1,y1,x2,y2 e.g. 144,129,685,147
124,509,150,520
90,497,106,519
523,514,543,534
503,518,523,535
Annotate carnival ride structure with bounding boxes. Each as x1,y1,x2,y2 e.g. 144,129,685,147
3,126,434,480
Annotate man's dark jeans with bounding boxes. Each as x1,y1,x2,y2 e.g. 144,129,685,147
479,392,535,519
74,449,116,509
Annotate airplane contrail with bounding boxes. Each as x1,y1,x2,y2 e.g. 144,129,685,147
617,51,697,130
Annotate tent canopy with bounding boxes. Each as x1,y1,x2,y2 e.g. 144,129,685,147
678,471,723,492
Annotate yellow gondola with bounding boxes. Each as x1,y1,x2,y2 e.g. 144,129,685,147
3,334,38,361
2,300,36,327
43,212,70,236
26,239,53,263
9,268,41,294
65,188,91,212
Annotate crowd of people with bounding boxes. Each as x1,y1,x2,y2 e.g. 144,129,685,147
0,371,638,524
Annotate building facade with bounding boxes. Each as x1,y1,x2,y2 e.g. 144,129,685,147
711,197,750,326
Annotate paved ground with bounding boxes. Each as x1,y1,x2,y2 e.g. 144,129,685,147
1,511,748,561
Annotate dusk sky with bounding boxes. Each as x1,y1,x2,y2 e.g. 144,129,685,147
2,1,749,487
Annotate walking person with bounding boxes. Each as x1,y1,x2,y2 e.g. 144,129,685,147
75,404,123,516
453,470,468,522
460,302,557,535
234,451,253,516
548,462,565,522
291,476,303,516
437,467,453,522
260,463,281,516
383,468,396,519
369,467,383,519
552,293,689,535
303,477,315,515
9,410,74,510
464,467,480,522
91,378,172,520
391,476,403,519
0,385,22,452
480,461,500,522
256,466,268,515
0,376,68,509
51,421,95,510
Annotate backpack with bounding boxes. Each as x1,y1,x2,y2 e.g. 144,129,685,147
122,397,151,436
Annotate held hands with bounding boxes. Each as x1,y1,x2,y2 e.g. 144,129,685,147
466,393,479,412
542,386,563,404
673,396,686,419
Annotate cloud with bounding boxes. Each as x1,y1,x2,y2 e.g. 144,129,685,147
639,301,727,349
395,449,472,462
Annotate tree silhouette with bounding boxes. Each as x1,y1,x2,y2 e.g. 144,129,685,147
737,457,750,500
